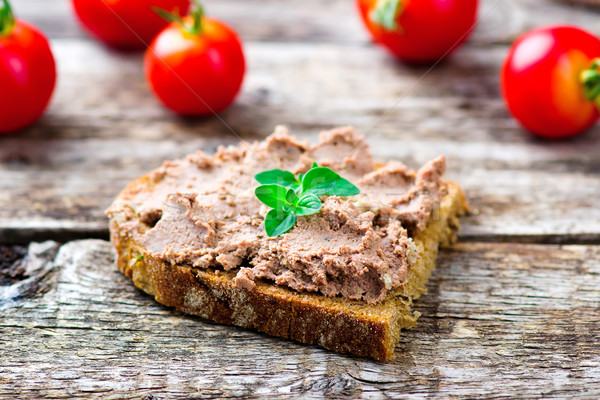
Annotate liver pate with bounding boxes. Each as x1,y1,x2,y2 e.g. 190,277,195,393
106,127,448,304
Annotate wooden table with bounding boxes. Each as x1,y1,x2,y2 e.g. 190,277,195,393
1,0,600,398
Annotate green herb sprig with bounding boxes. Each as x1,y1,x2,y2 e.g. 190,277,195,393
255,163,360,237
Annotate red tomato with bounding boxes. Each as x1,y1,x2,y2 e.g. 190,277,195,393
501,26,600,139
0,1,56,134
356,0,478,64
144,3,245,116
71,0,190,50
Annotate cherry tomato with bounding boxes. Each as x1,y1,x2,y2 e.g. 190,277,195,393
0,0,56,134
144,2,245,116
356,0,478,64
501,26,600,139
71,0,190,50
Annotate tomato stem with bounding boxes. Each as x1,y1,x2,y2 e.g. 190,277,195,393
189,0,204,35
153,0,204,36
0,0,15,37
370,0,404,32
581,58,600,111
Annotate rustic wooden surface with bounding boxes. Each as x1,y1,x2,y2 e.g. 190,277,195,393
1,0,600,244
1,0,600,398
2,240,600,399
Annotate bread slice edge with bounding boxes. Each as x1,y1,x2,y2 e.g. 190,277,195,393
109,180,468,361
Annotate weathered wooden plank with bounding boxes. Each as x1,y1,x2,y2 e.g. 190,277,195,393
1,39,599,243
10,0,600,44
1,240,599,398
558,0,600,8
2,136,600,244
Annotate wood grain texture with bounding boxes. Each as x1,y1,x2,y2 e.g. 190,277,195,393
554,0,600,9
1,240,599,399
1,38,600,243
2,0,600,397
1,0,599,244
11,0,600,44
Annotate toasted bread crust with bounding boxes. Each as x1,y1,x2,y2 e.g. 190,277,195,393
109,175,467,361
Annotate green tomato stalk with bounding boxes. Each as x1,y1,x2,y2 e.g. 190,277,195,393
188,1,204,35
154,0,205,36
0,0,15,37
581,58,600,111
370,0,404,32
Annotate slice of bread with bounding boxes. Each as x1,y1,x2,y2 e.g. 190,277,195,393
109,171,467,361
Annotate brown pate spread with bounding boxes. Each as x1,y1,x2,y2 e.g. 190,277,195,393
107,127,448,304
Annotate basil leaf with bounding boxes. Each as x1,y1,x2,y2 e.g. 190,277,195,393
285,187,299,205
255,184,291,210
295,194,322,216
301,167,340,196
302,167,360,197
254,164,360,237
264,209,297,237
255,169,299,188
328,178,360,196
